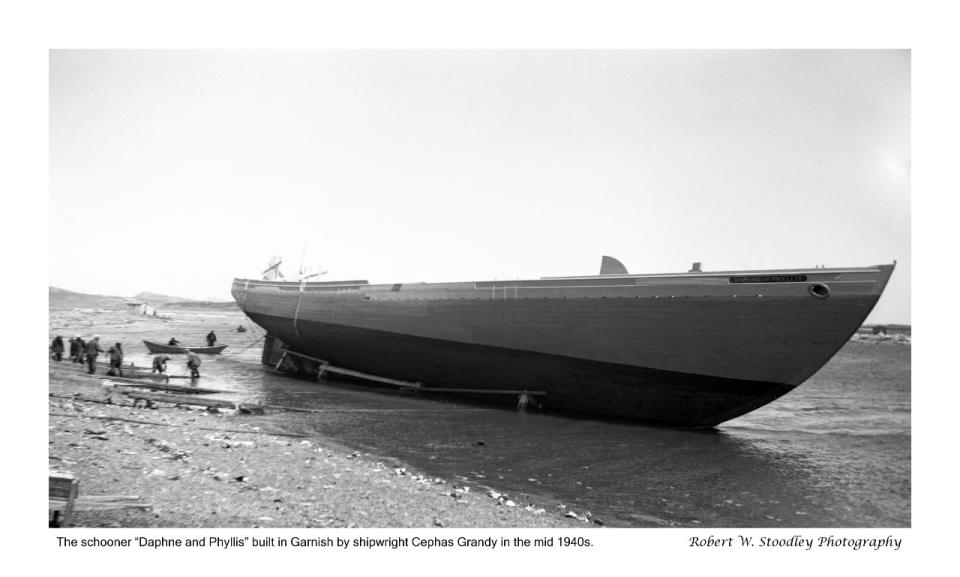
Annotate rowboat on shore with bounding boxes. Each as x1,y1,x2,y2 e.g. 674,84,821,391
142,340,228,354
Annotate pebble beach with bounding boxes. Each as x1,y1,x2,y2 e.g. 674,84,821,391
47,304,585,529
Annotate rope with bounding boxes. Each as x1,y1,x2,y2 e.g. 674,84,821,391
222,333,266,356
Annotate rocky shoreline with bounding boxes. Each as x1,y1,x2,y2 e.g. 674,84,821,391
49,371,587,528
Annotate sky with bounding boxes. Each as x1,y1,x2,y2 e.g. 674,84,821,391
49,50,910,323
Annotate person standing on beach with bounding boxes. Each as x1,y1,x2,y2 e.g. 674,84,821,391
151,354,171,374
206,330,217,347
84,336,104,374
50,336,65,361
71,336,85,363
107,342,124,377
185,349,201,379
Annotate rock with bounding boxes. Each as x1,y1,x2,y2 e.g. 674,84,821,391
147,469,166,478
213,472,228,481
487,490,501,500
234,475,247,482
505,500,517,507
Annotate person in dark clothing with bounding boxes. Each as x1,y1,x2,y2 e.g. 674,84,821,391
151,354,171,374
168,337,181,347
50,336,65,361
84,336,104,374
185,349,201,379
206,331,217,347
71,337,85,363
107,342,124,377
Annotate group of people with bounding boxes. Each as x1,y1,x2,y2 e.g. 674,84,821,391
50,335,125,376
50,333,212,379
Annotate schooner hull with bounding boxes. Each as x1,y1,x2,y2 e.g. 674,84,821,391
232,263,894,426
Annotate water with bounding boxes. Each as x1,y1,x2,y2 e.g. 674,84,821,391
121,318,911,528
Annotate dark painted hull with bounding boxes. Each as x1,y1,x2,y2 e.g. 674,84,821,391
232,264,894,426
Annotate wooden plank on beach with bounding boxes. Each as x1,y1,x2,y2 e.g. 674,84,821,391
94,375,199,389
49,361,192,380
105,380,228,395
73,495,151,512
119,390,262,412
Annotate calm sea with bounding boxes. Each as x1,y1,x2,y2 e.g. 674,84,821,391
126,333,911,528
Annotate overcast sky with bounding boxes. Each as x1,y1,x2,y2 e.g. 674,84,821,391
49,50,909,323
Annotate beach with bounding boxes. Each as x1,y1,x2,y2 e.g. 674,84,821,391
49,302,910,528
48,304,586,528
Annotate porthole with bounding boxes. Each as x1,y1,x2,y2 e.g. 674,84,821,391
808,283,830,299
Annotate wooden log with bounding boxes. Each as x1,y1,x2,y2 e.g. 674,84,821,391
73,495,151,512
49,362,192,380
282,350,422,388
119,390,262,412
105,380,227,395
317,364,423,388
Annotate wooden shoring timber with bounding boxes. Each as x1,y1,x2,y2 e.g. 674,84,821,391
279,349,544,396
104,380,228,395
119,390,263,412
318,364,423,389
281,349,422,389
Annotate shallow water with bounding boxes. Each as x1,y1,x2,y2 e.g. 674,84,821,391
60,309,911,528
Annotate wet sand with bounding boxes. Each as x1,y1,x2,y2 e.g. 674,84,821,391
48,305,586,528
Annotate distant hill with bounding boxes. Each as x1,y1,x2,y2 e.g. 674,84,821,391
134,291,200,304
134,291,235,309
50,287,237,311
49,287,131,309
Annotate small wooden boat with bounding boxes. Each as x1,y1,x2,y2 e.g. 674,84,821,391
143,340,228,354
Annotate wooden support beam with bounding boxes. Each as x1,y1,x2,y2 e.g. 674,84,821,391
281,349,422,388
73,495,151,512
119,390,262,412
105,380,227,395
277,349,543,398
95,375,185,389
282,349,328,365
49,362,192,380
318,364,422,388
